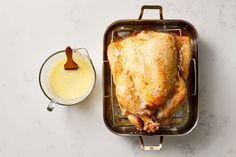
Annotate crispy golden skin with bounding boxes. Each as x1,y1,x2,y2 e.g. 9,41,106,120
107,31,192,132
156,77,187,125
175,36,192,80
108,31,178,107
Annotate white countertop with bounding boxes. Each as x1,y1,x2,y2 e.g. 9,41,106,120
1,0,236,156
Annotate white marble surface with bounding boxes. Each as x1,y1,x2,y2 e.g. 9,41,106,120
0,0,236,156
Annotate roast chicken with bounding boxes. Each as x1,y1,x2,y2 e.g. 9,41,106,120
107,31,192,132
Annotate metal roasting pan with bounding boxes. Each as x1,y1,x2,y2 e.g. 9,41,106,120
103,5,199,150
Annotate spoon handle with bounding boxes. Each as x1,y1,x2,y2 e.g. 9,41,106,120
64,46,79,70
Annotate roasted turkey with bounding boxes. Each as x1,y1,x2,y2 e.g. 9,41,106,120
107,31,192,132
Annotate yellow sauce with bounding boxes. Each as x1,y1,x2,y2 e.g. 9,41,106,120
48,57,94,100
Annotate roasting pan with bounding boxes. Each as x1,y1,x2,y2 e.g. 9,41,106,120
103,5,198,150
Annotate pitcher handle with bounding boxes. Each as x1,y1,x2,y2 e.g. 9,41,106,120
47,101,57,112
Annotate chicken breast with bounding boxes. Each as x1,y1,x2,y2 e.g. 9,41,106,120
108,31,178,107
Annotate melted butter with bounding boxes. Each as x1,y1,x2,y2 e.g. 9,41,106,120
48,57,94,100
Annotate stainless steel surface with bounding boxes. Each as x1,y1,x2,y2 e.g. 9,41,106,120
103,5,199,148
138,136,164,151
190,58,197,96
138,5,163,20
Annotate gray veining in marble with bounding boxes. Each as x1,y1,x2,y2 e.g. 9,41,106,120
0,0,236,156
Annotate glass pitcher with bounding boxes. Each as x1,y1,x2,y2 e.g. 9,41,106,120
39,48,96,111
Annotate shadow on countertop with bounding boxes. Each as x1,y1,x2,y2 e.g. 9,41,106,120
163,38,219,154
115,39,224,156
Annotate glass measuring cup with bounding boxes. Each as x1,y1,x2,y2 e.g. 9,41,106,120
39,48,96,111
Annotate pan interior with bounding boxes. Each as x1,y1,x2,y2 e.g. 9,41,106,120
103,20,198,136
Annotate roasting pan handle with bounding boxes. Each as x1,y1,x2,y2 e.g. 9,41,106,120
190,58,197,96
138,5,163,20
138,136,164,151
